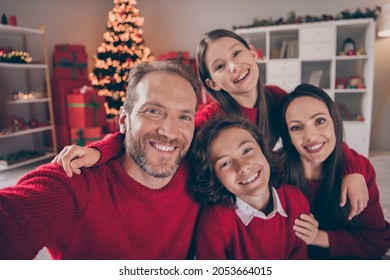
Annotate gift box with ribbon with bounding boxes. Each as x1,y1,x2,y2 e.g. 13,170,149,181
51,79,90,124
70,127,102,146
158,51,190,63
54,44,86,53
67,93,106,128
53,51,88,80
55,125,71,150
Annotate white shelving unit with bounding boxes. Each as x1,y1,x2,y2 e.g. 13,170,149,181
0,24,57,171
235,18,375,156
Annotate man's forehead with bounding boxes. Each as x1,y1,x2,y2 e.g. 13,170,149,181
136,72,196,102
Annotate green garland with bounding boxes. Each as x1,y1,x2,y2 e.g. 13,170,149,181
0,49,32,63
233,6,381,30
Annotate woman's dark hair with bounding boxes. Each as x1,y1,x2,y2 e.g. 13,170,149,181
281,83,358,229
196,29,282,147
189,117,283,207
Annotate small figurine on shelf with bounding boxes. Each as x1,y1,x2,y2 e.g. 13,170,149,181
342,37,356,56
348,75,365,89
356,115,365,121
28,119,39,129
335,77,348,89
8,15,17,26
1,13,7,25
39,120,49,127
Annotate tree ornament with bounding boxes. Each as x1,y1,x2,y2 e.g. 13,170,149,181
1,13,8,24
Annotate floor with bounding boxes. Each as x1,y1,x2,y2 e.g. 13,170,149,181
1,150,389,259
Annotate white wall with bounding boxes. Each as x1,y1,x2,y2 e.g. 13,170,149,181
1,0,389,150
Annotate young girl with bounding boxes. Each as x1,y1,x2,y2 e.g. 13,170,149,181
190,117,309,259
52,29,367,218
282,83,390,259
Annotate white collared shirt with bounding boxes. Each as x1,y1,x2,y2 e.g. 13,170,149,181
235,187,288,226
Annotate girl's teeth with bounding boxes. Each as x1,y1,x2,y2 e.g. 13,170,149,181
235,70,249,83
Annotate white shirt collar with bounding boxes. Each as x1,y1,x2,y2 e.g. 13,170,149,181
272,137,283,151
235,187,288,226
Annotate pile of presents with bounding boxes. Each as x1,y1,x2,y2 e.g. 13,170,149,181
51,44,107,150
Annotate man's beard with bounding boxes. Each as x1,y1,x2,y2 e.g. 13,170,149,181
125,132,187,178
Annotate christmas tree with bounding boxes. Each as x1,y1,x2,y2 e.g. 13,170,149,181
90,0,154,117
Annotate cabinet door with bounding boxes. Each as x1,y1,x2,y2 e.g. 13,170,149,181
267,60,300,92
344,122,368,156
300,26,335,43
300,42,334,59
300,26,335,59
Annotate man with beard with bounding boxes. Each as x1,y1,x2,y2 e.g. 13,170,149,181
0,61,201,260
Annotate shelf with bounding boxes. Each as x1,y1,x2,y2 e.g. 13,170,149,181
343,120,366,126
0,62,47,69
7,98,49,104
0,24,57,171
334,89,366,94
256,59,267,64
336,55,369,61
0,24,43,35
235,18,374,157
0,152,55,172
0,126,53,139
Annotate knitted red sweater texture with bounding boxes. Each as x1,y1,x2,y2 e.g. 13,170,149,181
0,160,200,259
195,184,310,260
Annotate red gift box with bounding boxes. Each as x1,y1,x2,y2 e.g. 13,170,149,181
70,127,102,146
55,125,71,150
67,93,106,128
55,44,86,53
51,79,90,124
158,51,190,61
72,85,97,95
53,51,88,80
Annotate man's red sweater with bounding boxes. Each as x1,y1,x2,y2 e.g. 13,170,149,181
0,160,200,259
195,184,310,260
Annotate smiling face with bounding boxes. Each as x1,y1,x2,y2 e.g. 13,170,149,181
209,127,270,204
285,96,336,170
204,37,259,104
120,71,197,184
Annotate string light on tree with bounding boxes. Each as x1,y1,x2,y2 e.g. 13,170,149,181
90,0,154,117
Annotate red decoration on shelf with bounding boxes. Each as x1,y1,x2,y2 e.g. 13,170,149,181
8,15,17,26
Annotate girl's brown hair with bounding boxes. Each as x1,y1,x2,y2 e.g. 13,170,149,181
196,29,282,147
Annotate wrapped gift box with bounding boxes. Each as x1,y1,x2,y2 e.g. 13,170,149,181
67,93,106,128
72,85,97,95
54,44,86,53
51,79,90,124
158,51,190,62
70,127,102,146
53,51,88,80
55,125,71,150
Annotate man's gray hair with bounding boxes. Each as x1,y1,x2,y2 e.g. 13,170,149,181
123,60,201,113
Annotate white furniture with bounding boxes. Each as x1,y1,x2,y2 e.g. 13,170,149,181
235,18,375,157
0,24,57,171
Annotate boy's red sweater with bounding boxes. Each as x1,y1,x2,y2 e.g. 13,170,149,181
195,184,310,259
